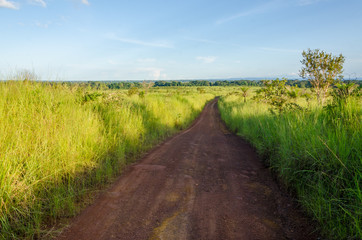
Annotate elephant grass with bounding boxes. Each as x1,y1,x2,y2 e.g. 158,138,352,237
218,94,361,240
0,81,214,239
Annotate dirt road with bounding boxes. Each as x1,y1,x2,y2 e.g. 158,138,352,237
58,98,317,240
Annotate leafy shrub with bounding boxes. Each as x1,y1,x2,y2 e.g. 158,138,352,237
254,78,302,114
128,87,139,96
82,91,102,103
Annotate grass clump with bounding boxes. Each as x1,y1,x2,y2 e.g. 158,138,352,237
0,80,213,239
218,89,361,240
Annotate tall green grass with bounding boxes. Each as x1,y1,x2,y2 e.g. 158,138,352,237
218,93,361,239
0,81,214,239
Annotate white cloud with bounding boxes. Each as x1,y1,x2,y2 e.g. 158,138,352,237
196,56,216,64
29,0,46,7
106,33,173,48
81,0,89,5
0,0,18,9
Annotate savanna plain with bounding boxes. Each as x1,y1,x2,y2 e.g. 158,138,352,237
0,76,360,240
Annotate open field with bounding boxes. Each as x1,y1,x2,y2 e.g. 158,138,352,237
218,91,361,239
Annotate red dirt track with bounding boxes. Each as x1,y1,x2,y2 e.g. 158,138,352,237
57,98,317,240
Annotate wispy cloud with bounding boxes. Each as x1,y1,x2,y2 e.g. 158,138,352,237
0,0,19,9
107,60,117,65
259,47,301,53
81,0,89,5
184,37,218,44
29,0,46,7
196,56,216,63
216,1,278,25
35,20,52,28
106,33,173,48
137,58,156,63
135,67,166,80
297,0,326,6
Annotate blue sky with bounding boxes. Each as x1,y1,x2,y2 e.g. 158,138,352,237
1,0,361,80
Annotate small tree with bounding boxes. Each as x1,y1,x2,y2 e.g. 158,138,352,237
141,81,154,94
240,87,250,103
299,49,345,105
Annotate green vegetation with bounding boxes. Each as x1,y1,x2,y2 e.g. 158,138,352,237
218,80,361,239
1,62,360,239
300,49,345,105
0,80,214,239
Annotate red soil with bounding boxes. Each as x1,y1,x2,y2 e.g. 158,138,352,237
57,98,318,240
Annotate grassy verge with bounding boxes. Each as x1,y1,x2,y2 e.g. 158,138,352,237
218,93,361,239
0,81,214,239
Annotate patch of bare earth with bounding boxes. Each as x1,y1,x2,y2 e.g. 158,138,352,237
57,98,318,240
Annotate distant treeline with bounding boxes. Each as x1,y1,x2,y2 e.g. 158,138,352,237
57,79,361,89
